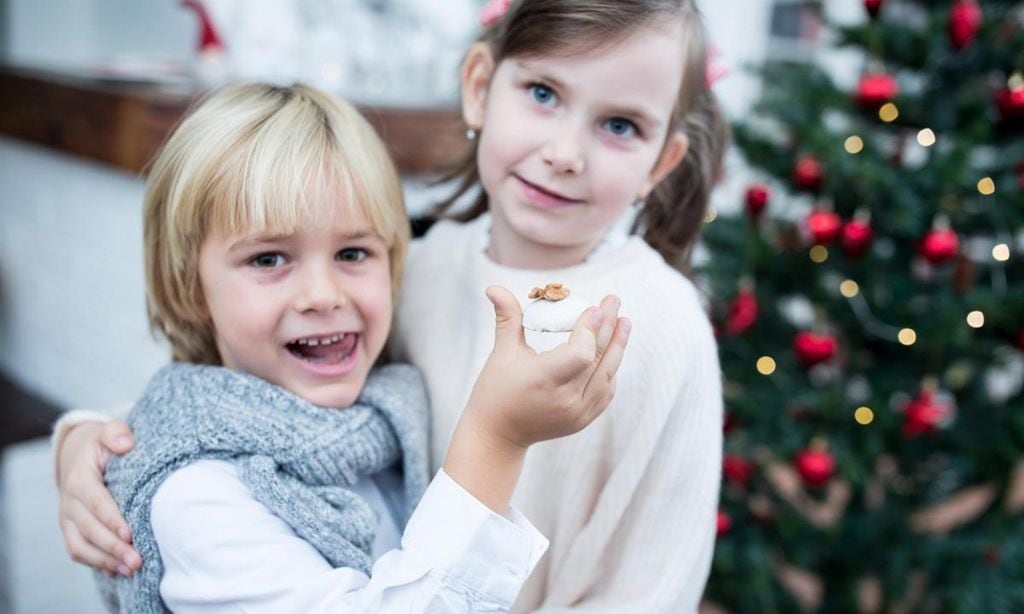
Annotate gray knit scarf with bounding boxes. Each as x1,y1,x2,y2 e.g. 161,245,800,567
97,362,431,613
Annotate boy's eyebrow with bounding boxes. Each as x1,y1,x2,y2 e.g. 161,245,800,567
228,228,381,251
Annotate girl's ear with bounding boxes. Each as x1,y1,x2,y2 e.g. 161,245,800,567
640,132,689,198
461,43,496,130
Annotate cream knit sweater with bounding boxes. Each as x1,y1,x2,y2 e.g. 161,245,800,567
391,216,723,613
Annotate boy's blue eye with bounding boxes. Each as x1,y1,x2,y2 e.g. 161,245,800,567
336,248,368,263
529,84,557,106
605,117,638,138
251,252,286,268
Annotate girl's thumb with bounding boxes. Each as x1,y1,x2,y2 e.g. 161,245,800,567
485,285,525,353
100,420,135,454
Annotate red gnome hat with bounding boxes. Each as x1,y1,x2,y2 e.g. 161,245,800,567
181,0,224,52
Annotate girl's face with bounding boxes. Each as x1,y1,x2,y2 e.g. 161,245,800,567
197,202,393,408
464,22,689,269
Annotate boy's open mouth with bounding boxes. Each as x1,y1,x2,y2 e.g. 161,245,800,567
285,333,358,365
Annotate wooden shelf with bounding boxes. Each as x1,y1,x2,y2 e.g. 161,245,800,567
0,65,469,176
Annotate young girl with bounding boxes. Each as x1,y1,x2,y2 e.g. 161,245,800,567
56,1,727,610
87,81,628,612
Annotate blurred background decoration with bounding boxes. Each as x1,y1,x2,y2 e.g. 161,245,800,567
700,0,1024,611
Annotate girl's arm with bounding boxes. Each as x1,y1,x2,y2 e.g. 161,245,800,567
54,411,141,576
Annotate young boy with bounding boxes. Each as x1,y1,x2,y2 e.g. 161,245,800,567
97,82,629,612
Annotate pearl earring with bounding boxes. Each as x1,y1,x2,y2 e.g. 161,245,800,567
466,128,478,141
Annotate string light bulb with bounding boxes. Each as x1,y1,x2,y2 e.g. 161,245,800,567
840,279,860,297
756,356,777,375
917,128,936,147
977,177,995,195
878,102,898,122
966,311,985,328
992,243,1010,261
854,406,875,425
898,328,917,346
845,136,864,154
810,245,829,263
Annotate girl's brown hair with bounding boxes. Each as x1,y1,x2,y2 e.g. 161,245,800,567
432,0,728,273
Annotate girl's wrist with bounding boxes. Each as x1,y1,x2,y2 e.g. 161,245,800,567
443,413,528,515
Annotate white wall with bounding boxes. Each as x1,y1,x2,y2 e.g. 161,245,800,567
0,138,170,409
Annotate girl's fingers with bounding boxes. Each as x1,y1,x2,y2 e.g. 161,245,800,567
544,306,602,383
62,518,124,574
485,285,526,356
593,295,621,360
81,480,134,547
582,317,631,413
99,420,135,455
72,498,140,571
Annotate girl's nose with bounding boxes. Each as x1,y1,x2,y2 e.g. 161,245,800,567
293,263,346,313
541,124,586,175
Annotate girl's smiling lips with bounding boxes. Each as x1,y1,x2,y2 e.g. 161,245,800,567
514,175,584,209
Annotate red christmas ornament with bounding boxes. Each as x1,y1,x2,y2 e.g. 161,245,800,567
794,447,835,488
793,331,838,367
792,155,824,192
806,210,842,245
856,72,898,110
918,227,959,265
723,455,755,487
902,389,951,438
995,75,1024,124
745,184,771,218
725,288,759,335
716,510,733,536
948,0,982,51
864,0,883,19
840,218,874,258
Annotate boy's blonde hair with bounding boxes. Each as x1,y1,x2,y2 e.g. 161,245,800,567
144,83,409,365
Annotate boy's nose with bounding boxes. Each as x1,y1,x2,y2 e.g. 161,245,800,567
293,264,346,313
541,123,586,175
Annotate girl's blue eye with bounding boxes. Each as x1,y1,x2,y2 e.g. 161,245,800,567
605,117,638,138
251,252,286,268
336,248,368,263
529,84,557,106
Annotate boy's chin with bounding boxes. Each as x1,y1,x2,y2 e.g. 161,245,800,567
291,381,364,409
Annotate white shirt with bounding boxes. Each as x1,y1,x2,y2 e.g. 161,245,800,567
148,460,547,613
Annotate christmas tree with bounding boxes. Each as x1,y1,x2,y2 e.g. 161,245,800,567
700,1,1024,611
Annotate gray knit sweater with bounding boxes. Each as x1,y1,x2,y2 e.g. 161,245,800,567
98,362,431,613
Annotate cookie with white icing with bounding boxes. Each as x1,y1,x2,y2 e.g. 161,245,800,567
522,283,590,333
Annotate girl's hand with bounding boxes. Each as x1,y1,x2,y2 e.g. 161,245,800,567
444,285,629,513
57,420,142,576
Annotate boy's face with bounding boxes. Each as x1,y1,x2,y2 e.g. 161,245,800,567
197,204,393,408
463,23,688,268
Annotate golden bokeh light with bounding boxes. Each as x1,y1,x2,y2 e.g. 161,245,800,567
756,356,777,375
854,406,875,425
844,136,864,154
704,207,718,223
966,311,984,328
977,177,995,195
810,245,829,263
898,328,917,346
992,243,1010,261
840,279,860,298
917,128,936,147
878,103,899,122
